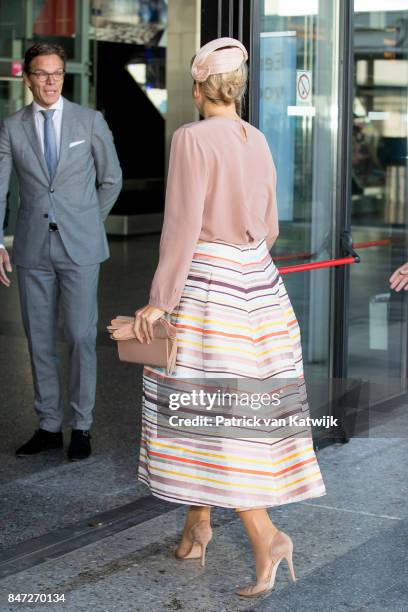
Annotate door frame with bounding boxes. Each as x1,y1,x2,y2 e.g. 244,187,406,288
201,0,254,122
332,0,355,383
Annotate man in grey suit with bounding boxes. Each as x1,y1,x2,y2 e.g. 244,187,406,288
0,42,122,460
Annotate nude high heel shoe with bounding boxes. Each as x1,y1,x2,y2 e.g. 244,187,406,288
235,530,296,598
174,520,213,567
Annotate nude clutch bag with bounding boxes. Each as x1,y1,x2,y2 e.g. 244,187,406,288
107,316,177,375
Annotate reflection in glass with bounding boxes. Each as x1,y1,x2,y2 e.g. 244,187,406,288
348,6,408,394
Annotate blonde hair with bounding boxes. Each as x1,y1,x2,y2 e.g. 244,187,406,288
191,48,248,115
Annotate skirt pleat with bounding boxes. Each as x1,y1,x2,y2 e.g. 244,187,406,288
137,239,326,508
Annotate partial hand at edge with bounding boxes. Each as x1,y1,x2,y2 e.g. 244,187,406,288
390,262,408,292
0,248,12,287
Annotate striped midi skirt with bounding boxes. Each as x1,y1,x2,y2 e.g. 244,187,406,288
137,239,326,508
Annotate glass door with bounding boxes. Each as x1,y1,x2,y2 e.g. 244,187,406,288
252,0,408,437
348,1,408,401
253,0,343,383
251,0,353,446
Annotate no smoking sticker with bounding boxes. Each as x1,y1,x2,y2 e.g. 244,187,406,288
296,70,312,106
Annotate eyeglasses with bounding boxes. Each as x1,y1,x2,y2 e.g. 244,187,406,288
28,70,66,82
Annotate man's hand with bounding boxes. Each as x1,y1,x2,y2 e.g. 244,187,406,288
133,305,166,343
390,262,408,292
0,247,12,287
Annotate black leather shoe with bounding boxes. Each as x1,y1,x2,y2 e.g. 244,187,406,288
16,429,63,456
68,430,92,461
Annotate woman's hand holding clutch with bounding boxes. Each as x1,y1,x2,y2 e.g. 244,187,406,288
133,305,166,343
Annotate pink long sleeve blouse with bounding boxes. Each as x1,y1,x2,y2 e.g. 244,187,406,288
148,116,279,313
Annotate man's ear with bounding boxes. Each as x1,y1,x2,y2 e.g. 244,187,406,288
22,73,31,89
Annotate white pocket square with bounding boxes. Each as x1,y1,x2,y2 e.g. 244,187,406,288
69,140,85,148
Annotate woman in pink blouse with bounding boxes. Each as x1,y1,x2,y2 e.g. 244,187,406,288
133,37,326,598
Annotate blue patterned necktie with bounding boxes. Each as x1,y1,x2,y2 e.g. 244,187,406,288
40,109,58,223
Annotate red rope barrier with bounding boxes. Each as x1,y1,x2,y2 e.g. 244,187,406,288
352,239,391,249
273,239,391,265
278,256,356,275
273,238,393,274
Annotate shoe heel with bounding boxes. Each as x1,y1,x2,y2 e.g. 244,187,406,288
199,541,208,567
190,521,212,568
285,550,297,582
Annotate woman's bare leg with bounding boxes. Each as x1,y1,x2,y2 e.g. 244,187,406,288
236,507,279,581
175,505,211,556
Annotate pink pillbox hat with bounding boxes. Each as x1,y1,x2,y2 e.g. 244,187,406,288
191,36,248,83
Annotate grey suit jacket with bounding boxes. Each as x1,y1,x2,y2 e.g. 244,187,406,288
0,97,122,267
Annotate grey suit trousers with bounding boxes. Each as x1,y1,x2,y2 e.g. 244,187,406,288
17,230,100,432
